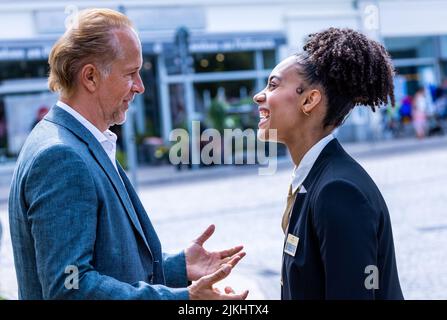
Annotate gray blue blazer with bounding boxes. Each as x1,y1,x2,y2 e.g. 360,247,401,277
9,106,189,300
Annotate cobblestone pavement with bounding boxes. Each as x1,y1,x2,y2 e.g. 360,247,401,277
1,139,446,299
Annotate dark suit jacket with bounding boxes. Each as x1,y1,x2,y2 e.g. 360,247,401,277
9,106,189,299
281,139,403,300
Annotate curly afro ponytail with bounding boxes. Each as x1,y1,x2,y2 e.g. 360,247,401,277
297,27,395,128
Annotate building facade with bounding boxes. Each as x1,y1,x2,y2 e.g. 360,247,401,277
0,0,446,162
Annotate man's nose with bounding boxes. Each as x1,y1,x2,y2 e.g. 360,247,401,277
134,74,145,94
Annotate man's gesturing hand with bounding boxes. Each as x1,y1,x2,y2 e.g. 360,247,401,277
188,255,249,300
185,224,245,281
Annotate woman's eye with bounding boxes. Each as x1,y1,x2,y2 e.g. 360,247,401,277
268,82,277,89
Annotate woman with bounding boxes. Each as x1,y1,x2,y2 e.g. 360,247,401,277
254,28,403,300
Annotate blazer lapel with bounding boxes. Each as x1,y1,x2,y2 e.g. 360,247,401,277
288,192,308,232
44,106,152,256
300,138,340,193
288,139,341,230
117,163,161,258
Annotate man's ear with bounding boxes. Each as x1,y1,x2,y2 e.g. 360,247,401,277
80,64,100,93
301,89,322,114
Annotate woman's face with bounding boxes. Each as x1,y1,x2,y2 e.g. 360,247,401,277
253,56,307,143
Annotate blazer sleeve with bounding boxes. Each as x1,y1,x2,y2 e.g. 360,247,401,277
163,252,189,288
313,179,379,299
25,144,189,300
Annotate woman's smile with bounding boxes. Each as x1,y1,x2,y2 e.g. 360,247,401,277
258,107,271,128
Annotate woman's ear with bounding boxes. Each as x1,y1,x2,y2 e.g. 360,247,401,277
80,64,99,93
302,89,322,114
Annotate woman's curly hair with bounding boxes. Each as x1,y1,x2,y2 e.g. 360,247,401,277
296,27,395,128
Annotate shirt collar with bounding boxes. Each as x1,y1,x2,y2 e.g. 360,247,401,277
291,133,335,193
56,100,115,144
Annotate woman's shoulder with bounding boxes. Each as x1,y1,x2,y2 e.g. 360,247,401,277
312,146,379,189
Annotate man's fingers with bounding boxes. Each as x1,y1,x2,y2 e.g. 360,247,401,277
201,264,232,286
194,224,215,246
226,252,246,268
221,251,245,265
224,286,235,294
219,245,243,258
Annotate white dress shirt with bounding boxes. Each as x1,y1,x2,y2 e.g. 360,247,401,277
290,133,335,194
56,101,119,172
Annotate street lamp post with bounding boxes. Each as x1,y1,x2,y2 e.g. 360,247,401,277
175,27,200,169
357,0,383,142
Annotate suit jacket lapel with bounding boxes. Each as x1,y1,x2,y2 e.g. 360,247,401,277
287,191,306,233
288,139,341,229
117,163,161,258
301,138,340,193
44,106,152,256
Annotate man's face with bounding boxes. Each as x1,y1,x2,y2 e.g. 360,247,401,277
96,27,144,129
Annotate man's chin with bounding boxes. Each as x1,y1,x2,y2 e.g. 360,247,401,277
118,116,126,125
113,112,127,126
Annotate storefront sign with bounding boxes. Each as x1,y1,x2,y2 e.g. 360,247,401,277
0,46,52,61
189,37,284,53
157,33,285,55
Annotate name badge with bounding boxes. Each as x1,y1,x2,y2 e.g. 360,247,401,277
284,234,299,257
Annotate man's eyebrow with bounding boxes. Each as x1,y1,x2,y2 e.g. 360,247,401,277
126,65,141,72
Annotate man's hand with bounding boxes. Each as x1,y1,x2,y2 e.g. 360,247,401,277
188,255,249,300
185,224,245,281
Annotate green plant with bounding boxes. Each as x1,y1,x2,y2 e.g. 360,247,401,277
207,99,228,133
224,115,242,129
233,97,255,107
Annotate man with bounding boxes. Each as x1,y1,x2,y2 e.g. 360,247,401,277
9,8,248,300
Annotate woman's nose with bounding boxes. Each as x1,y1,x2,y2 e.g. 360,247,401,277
253,91,266,104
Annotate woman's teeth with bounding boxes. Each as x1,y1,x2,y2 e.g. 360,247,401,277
259,110,270,120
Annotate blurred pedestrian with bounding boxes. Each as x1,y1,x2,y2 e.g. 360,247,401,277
412,87,428,139
31,105,49,129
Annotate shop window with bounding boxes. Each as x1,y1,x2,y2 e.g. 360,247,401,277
442,61,447,80
0,60,49,81
193,80,258,130
140,55,160,138
388,49,417,60
1,91,56,157
385,36,436,59
169,83,187,129
193,51,255,73
262,50,276,69
395,66,420,95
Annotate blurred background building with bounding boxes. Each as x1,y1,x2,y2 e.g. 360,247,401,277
0,0,447,166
